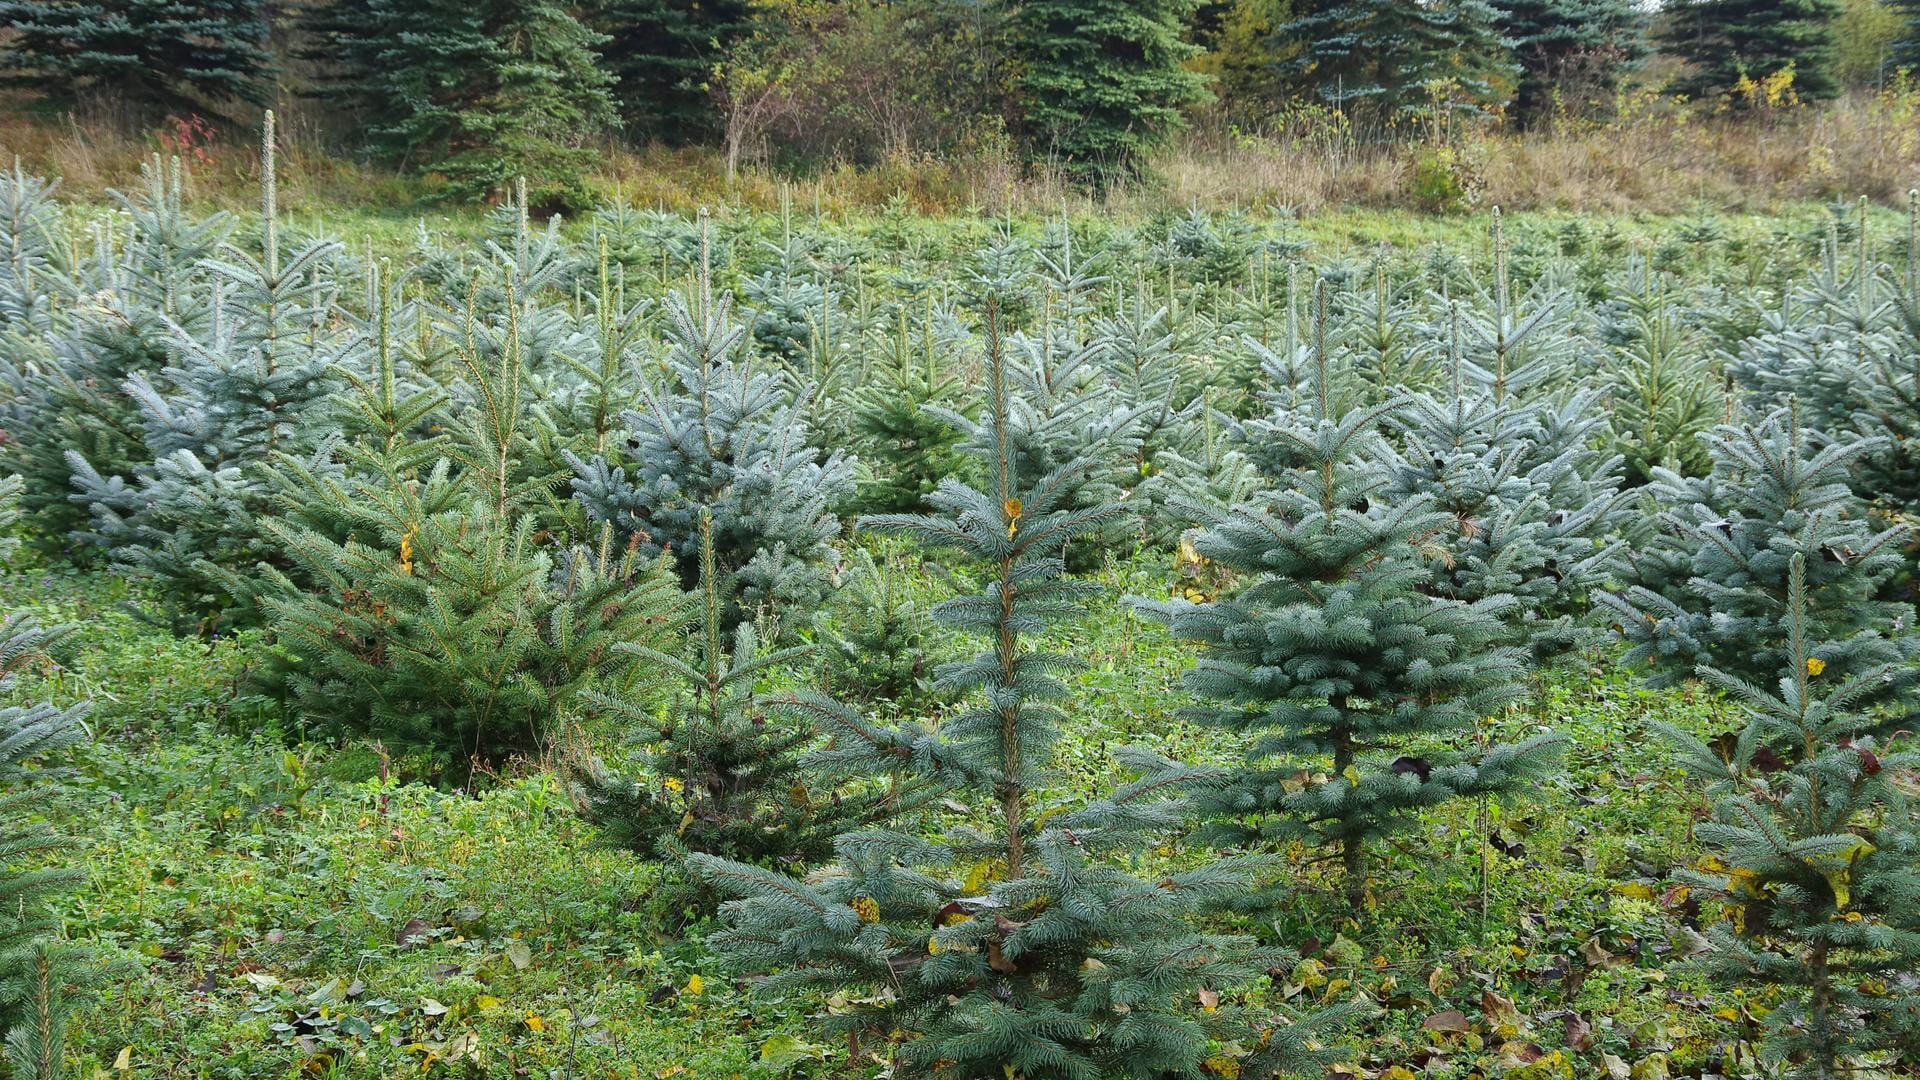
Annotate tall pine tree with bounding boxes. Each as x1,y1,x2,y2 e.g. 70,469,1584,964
300,0,616,204
1895,0,1920,68
1495,0,1648,125
1661,0,1845,103
1277,0,1517,126
0,0,272,116
1011,0,1210,185
589,0,751,142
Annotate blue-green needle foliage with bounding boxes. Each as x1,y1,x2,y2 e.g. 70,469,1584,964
1144,298,1564,913
1605,407,1914,706
0,476,91,1080
1666,555,1920,1078
692,304,1346,1080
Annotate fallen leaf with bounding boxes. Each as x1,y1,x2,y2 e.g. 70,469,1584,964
1564,1012,1594,1051
1423,1009,1472,1034
504,940,532,970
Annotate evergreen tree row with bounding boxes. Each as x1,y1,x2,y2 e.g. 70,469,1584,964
5,0,1910,195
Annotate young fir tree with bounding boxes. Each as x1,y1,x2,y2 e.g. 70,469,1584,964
1494,0,1648,125
1384,364,1626,658
1605,408,1914,703
847,302,967,515
1729,195,1920,514
300,0,616,204
0,158,233,553
1142,312,1564,914
1276,0,1517,124
1601,254,1721,484
0,476,91,1080
1661,0,1845,103
1666,555,1920,1078
64,115,349,632
568,216,854,625
808,543,941,708
580,513,934,868
0,0,273,115
256,269,688,766
691,302,1345,1080
1011,0,1210,185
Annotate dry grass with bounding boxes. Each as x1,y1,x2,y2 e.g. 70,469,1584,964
4,88,1917,219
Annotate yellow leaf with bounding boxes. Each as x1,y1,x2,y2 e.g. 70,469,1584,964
1807,657,1826,677
684,973,704,996
1341,765,1361,785
474,995,503,1011
1004,498,1023,537
113,1047,133,1072
850,896,881,923
524,1013,544,1032
1810,837,1875,910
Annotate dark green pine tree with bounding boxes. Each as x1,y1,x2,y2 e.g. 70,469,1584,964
1277,0,1517,125
0,477,92,1080
1604,407,1914,703
578,512,937,869
1494,0,1648,125
1661,0,1844,103
1142,327,1564,915
300,0,615,204
1895,0,1920,69
691,303,1346,1080
1011,0,1211,185
1666,555,1920,1078
589,0,751,142
848,303,967,515
0,0,272,115
255,270,689,767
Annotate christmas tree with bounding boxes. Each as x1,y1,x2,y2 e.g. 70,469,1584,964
568,215,854,625
691,302,1346,1079
579,513,935,870
1143,325,1564,913
0,476,91,1080
1665,555,1920,1077
64,116,349,631
1605,407,1913,701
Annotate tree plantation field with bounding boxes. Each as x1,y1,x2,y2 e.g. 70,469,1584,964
3,147,1920,1080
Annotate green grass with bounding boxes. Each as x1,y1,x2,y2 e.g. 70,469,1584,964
1,539,1762,1079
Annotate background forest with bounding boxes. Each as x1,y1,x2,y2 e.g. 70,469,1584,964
0,0,1917,208
3,2,1920,1080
